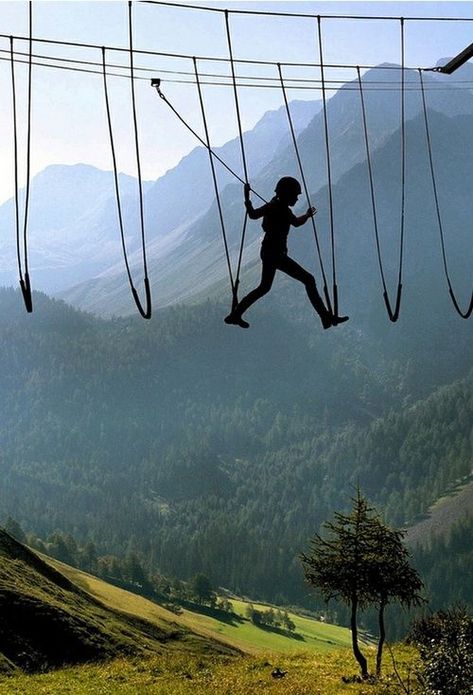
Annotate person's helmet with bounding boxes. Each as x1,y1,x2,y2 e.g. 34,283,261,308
275,176,302,197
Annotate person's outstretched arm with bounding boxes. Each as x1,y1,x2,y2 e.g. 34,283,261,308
244,183,268,220
292,206,316,227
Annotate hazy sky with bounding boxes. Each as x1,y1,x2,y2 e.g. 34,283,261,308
0,0,473,204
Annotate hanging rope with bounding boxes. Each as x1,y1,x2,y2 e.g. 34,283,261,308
224,10,249,311
316,16,337,316
396,17,406,322
356,66,389,310
10,4,33,313
277,62,332,314
193,57,236,298
101,3,151,319
418,69,473,318
355,22,405,323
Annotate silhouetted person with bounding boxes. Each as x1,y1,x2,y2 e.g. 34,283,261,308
225,177,349,329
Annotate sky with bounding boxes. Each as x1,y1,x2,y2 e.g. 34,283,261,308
0,0,473,204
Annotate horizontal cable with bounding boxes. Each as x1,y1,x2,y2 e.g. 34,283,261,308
0,54,143,81
2,55,473,92
0,32,424,71
4,48,473,89
141,1,473,22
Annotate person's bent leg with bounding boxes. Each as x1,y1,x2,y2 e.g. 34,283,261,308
225,257,276,327
277,255,332,329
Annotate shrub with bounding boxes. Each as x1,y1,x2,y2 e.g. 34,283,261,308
409,606,473,695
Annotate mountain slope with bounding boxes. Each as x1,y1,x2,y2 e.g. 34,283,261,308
0,528,233,674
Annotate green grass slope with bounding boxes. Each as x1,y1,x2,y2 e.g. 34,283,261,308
0,530,234,674
45,556,357,656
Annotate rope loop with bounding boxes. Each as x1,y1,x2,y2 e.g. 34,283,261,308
101,9,152,320
356,54,404,322
418,68,473,319
316,14,337,315
10,5,34,313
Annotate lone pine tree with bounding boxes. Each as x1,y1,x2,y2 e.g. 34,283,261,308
301,490,424,679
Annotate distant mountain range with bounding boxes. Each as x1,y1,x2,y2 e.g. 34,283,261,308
55,66,472,324
0,99,320,298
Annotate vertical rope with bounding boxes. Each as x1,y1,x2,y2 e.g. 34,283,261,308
23,1,32,282
277,62,332,314
224,10,248,184
10,3,33,313
393,16,405,320
224,10,250,308
128,0,152,318
102,47,134,287
316,16,337,315
193,57,235,293
10,36,21,285
356,67,388,293
418,69,473,318
128,1,148,281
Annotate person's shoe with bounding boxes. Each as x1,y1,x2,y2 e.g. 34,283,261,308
321,314,333,330
224,312,250,328
332,314,349,326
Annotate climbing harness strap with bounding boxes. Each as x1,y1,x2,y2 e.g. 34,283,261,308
151,79,266,204
418,68,473,318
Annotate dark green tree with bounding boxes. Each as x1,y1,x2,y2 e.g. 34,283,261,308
301,491,424,679
367,523,424,676
191,573,214,605
301,491,376,678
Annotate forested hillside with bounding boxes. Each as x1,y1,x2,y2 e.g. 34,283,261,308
0,288,471,626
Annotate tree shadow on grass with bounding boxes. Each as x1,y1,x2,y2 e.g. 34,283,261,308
256,623,305,641
178,600,245,626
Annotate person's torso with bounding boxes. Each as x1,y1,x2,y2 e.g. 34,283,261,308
261,198,294,254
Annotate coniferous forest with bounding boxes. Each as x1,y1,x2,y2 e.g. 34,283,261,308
0,286,471,638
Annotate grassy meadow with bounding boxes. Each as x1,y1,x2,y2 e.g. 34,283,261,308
0,546,420,693
0,646,419,694
46,556,359,655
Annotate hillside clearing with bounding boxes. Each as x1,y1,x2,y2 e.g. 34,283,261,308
406,475,473,546
45,556,356,655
